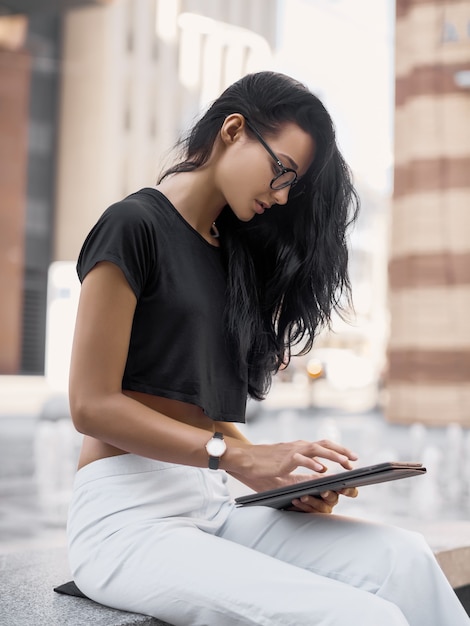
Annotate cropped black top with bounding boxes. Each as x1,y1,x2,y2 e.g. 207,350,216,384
77,188,247,422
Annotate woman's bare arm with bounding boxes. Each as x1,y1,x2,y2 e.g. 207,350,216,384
69,261,356,480
69,261,250,468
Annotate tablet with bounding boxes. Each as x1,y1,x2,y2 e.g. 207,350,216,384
234,462,426,509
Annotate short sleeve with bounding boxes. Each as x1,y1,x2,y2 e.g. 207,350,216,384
77,199,158,298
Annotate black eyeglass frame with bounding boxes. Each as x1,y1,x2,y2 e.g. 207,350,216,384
244,120,298,191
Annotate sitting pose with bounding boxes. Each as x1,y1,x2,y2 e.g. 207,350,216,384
67,71,469,625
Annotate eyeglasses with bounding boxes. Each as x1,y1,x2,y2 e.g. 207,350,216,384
245,120,298,191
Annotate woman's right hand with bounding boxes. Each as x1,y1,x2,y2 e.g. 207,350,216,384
224,438,358,494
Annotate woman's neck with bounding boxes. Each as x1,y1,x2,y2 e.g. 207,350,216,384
156,170,226,241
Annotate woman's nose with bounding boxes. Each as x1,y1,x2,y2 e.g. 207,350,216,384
271,186,290,206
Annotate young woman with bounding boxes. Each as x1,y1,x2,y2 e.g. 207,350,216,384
67,72,469,625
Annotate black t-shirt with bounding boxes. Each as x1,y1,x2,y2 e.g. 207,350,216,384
77,188,247,422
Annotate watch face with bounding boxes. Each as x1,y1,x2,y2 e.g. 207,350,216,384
206,438,227,457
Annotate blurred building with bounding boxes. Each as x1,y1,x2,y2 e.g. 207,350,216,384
387,0,470,426
54,0,275,263
0,0,276,376
0,13,30,375
0,0,111,375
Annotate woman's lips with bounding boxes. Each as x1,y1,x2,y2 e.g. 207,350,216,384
254,200,267,214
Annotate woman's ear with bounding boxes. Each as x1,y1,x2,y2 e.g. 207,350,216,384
219,113,246,146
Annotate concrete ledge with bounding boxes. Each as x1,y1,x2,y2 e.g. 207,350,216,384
1,543,468,624
0,547,171,626
435,545,470,590
434,545,470,616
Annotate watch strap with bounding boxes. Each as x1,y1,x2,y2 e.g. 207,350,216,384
208,455,220,470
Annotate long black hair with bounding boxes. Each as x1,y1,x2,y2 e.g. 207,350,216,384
159,71,360,400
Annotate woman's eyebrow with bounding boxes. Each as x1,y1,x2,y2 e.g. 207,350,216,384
279,153,298,170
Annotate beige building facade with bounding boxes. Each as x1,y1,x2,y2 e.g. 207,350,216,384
387,0,470,426
0,0,277,374
0,16,30,373
54,0,276,262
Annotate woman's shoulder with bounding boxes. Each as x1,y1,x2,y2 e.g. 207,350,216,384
101,187,173,227
78,189,170,292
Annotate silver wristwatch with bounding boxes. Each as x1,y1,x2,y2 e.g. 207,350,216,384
205,432,227,470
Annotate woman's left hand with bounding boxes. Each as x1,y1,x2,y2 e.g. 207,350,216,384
289,486,358,514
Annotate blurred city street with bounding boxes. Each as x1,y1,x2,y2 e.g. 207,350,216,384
0,2,469,623
1,375,469,558
2,0,469,560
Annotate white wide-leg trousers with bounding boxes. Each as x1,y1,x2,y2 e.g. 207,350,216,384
67,454,469,626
